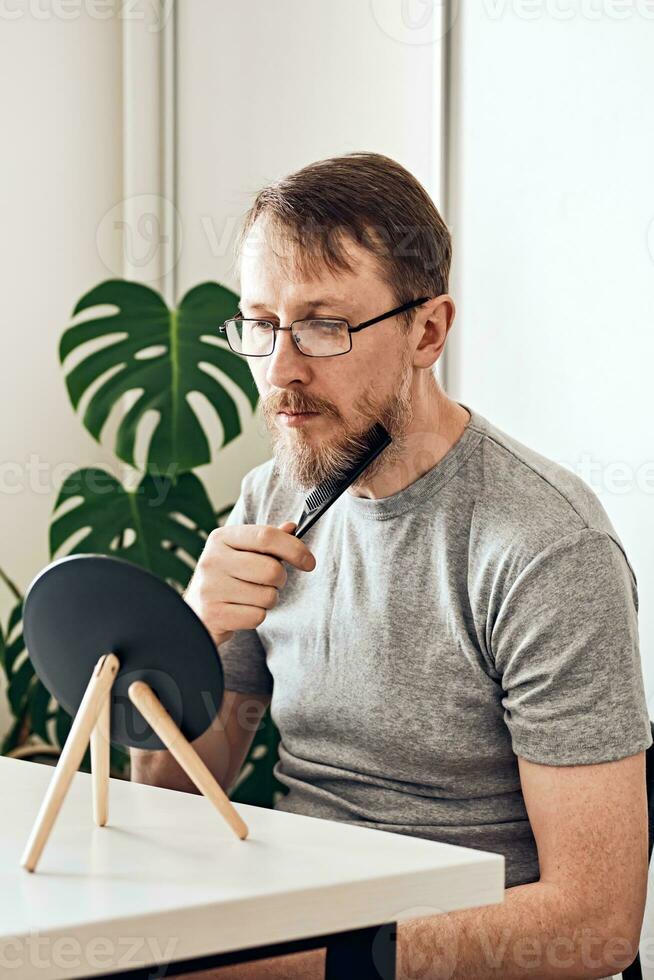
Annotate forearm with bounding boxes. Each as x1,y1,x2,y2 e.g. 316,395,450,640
396,879,634,980
129,690,268,795
129,745,201,794
194,879,635,980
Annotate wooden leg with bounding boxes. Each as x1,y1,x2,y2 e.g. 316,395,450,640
127,681,249,841
20,653,120,872
90,686,111,827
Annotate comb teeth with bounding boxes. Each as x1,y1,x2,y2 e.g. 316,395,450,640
305,480,338,510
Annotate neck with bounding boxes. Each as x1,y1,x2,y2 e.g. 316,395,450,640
348,379,471,500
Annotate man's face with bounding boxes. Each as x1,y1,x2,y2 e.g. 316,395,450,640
238,218,417,493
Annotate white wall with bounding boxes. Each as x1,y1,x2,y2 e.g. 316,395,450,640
0,13,124,734
447,6,654,972
174,0,445,513
448,0,654,707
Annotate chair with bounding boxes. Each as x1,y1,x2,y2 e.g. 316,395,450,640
622,720,654,979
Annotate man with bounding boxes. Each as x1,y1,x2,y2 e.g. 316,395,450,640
132,153,651,979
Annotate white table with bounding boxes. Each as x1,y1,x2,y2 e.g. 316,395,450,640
1,755,504,979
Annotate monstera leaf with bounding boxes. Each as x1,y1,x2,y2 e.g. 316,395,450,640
1,600,28,748
229,706,288,808
0,598,69,755
59,279,259,476
49,467,216,591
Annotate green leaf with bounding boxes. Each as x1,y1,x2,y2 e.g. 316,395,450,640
1,716,25,755
7,656,32,716
28,681,53,743
0,600,30,753
55,708,72,751
49,468,216,591
7,602,23,639
109,743,130,778
59,279,259,476
1,599,51,747
2,599,24,676
230,707,287,808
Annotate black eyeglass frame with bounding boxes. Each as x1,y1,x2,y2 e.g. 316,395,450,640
217,296,431,357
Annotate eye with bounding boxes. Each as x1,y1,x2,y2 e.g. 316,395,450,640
307,319,347,332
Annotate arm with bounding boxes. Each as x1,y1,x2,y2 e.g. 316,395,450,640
396,750,648,980
129,687,271,796
130,517,312,796
197,752,650,980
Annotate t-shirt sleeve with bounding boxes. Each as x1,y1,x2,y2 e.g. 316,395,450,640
214,483,274,697
491,527,652,765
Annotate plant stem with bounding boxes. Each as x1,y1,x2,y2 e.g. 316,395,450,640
0,565,21,602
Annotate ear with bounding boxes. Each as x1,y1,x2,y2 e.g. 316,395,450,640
413,294,456,368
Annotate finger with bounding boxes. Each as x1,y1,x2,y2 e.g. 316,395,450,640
222,524,315,571
211,575,280,609
219,548,288,588
214,602,270,633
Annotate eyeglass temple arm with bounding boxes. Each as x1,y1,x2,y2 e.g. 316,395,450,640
350,296,431,333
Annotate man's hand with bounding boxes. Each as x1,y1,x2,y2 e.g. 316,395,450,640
184,521,316,647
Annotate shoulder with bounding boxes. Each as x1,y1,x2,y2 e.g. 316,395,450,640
463,407,636,589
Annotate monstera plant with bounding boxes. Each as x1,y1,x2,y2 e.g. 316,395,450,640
0,279,285,807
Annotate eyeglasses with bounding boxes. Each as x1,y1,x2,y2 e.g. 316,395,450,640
217,296,430,357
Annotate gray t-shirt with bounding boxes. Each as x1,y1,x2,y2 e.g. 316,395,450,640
218,402,652,889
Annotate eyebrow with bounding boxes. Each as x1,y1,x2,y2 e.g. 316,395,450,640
241,297,353,315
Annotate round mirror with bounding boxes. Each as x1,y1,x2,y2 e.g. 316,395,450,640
22,554,224,751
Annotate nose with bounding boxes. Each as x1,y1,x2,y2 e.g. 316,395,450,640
264,326,312,389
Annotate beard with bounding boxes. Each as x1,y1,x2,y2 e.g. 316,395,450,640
260,348,415,493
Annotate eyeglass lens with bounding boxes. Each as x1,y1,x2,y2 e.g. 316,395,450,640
225,319,351,356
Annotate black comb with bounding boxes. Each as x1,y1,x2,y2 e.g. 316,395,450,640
292,422,392,539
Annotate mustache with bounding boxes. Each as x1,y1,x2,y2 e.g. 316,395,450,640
265,393,338,417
